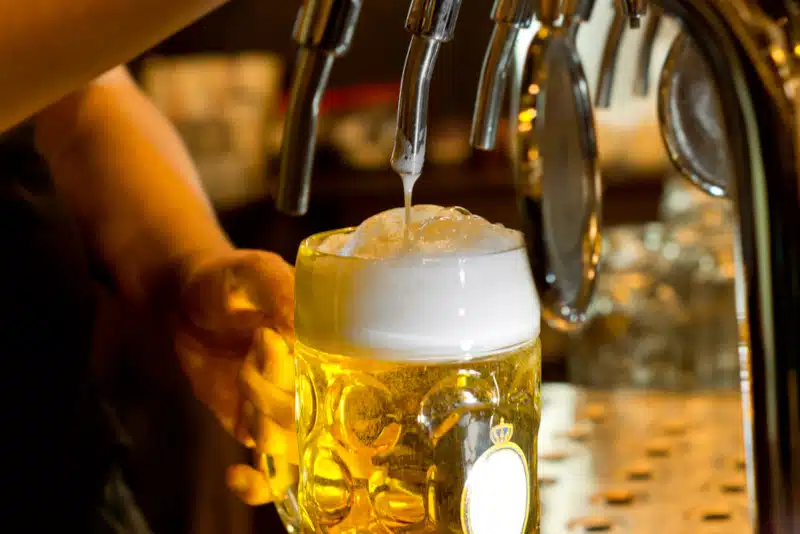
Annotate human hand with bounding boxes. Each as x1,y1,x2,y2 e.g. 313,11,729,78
173,249,298,505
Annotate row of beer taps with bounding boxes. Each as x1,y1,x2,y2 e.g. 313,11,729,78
276,0,669,216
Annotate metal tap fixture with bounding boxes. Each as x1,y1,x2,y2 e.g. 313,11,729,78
632,7,662,96
513,0,602,331
510,1,800,532
277,0,363,215
390,0,463,178
470,0,536,151
619,0,648,28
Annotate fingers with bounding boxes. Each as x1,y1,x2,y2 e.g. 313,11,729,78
227,251,296,336
254,328,295,393
226,460,299,506
252,415,300,465
239,362,295,429
226,464,274,506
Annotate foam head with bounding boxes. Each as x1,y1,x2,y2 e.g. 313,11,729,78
296,205,541,361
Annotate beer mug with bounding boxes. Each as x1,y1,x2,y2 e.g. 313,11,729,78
284,207,542,533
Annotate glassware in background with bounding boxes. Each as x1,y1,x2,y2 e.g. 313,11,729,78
569,176,739,392
569,223,691,390
660,177,738,390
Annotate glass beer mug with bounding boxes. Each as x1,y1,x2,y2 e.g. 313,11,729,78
281,207,543,534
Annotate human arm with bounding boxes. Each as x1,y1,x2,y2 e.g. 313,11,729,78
33,66,233,305
0,0,229,132
33,66,297,504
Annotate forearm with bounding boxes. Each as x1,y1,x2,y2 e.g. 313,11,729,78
0,0,227,132
34,67,233,305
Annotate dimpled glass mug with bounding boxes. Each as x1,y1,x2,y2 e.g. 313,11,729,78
279,206,542,534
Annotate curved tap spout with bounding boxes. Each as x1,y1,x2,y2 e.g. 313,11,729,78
391,0,463,177
595,7,626,108
276,0,362,216
471,0,535,151
277,50,335,215
633,9,663,96
391,36,441,176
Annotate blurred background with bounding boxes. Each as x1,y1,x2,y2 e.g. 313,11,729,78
105,2,738,533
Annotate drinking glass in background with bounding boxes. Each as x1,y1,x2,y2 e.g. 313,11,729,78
660,177,739,390
569,176,739,391
568,223,690,390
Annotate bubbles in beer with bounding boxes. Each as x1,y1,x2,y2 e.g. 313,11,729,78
294,342,541,533
328,372,402,454
419,370,498,447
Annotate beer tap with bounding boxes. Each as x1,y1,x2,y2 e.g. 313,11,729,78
632,8,662,97
594,6,626,108
277,0,363,215
619,0,647,28
566,0,598,42
524,0,800,530
470,0,536,151
515,0,602,331
390,0,463,178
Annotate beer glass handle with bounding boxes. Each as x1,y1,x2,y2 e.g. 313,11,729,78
241,329,302,530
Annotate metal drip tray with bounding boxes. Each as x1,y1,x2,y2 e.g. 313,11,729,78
538,384,751,533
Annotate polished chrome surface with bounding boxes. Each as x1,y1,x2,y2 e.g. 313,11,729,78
405,0,462,40
542,0,800,531
633,9,662,97
277,50,334,215
566,0,598,42
657,33,730,197
619,0,649,29
391,0,463,176
515,15,602,333
509,0,800,531
595,8,626,108
471,0,535,151
539,384,751,534
277,0,362,215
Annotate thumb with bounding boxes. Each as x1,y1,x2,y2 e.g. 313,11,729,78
182,251,293,343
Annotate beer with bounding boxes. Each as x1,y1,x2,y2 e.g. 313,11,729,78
293,206,542,534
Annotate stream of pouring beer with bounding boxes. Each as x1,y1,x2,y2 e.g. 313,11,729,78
401,172,420,248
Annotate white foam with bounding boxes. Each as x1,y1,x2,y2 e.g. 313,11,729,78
296,206,541,361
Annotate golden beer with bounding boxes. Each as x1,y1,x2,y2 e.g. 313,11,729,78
293,224,541,534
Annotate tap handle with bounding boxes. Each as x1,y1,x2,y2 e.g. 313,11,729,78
276,0,363,216
406,0,464,42
293,0,363,55
566,0,597,25
492,0,536,26
618,0,647,29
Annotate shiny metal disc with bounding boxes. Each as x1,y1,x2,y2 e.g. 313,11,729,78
658,32,731,197
516,28,602,332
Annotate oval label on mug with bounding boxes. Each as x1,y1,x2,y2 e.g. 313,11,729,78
460,420,530,534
